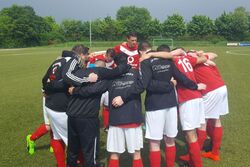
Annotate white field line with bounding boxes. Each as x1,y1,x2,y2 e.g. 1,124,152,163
226,50,250,56
0,51,58,57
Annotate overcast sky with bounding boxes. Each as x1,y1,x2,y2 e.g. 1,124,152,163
0,0,250,22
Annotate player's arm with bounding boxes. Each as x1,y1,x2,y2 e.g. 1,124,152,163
97,64,131,80
140,51,173,62
70,80,109,97
199,51,218,60
195,52,217,66
62,58,97,86
172,62,198,90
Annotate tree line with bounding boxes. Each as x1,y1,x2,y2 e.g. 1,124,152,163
0,5,250,48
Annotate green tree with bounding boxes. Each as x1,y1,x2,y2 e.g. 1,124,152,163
215,12,233,40
59,19,82,41
146,19,163,38
116,6,152,39
231,7,249,40
162,14,186,38
187,15,215,38
215,7,249,40
41,16,64,44
0,5,50,47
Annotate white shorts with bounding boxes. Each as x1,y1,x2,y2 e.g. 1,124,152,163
203,86,229,119
42,97,50,125
100,91,109,106
179,98,205,131
107,126,143,154
45,106,68,145
145,107,178,140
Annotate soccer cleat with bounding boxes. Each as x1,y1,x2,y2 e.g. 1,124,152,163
179,154,190,162
201,151,220,161
49,146,54,153
26,134,35,155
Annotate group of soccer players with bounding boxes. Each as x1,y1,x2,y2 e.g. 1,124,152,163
26,32,229,167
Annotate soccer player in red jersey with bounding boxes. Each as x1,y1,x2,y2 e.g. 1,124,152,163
189,51,229,161
113,32,140,69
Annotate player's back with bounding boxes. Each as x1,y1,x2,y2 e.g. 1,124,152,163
173,56,202,103
141,58,178,111
194,63,224,94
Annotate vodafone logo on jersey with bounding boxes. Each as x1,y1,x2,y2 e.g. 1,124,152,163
119,45,140,69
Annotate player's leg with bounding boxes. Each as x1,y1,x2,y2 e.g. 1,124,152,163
201,86,229,161
178,99,203,167
26,97,50,155
46,107,67,167
149,140,161,167
108,153,120,167
79,117,100,167
202,118,222,161
107,126,125,167
67,116,81,167
163,106,178,167
197,100,207,151
145,109,166,167
125,126,144,167
185,130,202,167
102,106,109,131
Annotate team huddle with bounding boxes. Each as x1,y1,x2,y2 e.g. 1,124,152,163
26,32,229,167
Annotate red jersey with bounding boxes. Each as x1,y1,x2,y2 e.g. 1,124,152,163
114,43,140,69
88,54,106,64
174,56,202,103
194,63,225,95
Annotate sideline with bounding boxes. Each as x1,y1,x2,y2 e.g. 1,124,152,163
226,50,250,56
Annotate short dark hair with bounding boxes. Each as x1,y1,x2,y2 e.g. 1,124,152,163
138,41,152,51
106,48,116,57
127,32,137,39
71,44,89,55
157,44,170,52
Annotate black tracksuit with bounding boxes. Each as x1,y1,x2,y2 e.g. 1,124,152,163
140,58,198,111
108,68,144,126
42,53,74,112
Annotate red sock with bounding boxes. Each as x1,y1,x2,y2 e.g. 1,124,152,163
197,130,207,151
212,127,223,156
149,151,161,167
133,159,143,167
165,146,176,167
206,120,214,139
102,106,109,129
30,123,48,141
51,140,66,167
108,159,119,167
189,141,202,167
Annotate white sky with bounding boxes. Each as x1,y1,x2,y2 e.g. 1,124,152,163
0,0,249,22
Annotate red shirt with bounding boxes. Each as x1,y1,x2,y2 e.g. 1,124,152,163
114,43,140,69
174,56,202,103
194,63,225,94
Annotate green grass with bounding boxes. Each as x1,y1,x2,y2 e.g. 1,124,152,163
0,44,250,166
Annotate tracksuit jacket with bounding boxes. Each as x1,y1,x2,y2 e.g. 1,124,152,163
42,51,74,112
141,57,198,111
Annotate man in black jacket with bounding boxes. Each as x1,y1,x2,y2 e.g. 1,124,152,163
64,52,130,167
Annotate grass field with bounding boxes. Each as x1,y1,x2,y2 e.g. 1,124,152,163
0,44,250,167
